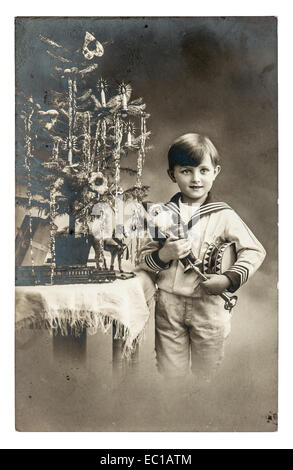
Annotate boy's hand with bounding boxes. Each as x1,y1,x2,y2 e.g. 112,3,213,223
200,274,231,295
158,237,192,263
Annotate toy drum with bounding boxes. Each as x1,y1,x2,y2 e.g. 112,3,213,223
181,241,238,312
202,241,237,275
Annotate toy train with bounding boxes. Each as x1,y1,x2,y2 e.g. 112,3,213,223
15,265,117,286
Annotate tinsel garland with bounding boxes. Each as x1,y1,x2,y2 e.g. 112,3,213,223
52,136,61,160
67,75,78,165
67,77,73,164
132,112,148,263
73,78,77,118
49,187,58,284
100,118,107,170
136,112,147,190
92,120,101,171
81,111,91,174
101,118,107,143
114,114,122,195
24,98,36,279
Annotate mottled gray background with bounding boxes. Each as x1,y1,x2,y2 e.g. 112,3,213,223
15,17,277,431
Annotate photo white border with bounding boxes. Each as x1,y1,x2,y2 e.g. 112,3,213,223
2,0,292,450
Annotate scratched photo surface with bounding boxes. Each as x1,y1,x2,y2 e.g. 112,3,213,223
15,17,277,431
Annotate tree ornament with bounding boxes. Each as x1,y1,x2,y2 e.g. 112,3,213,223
125,121,135,147
120,84,127,113
37,108,59,131
115,186,124,196
82,32,104,61
89,171,108,194
118,83,132,117
97,78,108,107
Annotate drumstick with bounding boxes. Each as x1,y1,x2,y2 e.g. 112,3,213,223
185,258,238,312
175,222,237,312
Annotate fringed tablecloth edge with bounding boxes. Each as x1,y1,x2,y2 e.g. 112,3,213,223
15,292,156,358
122,294,156,359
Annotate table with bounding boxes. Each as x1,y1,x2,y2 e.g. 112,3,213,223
15,270,156,366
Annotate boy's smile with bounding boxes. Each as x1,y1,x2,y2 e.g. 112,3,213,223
168,154,221,205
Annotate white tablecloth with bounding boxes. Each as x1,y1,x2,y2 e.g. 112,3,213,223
15,270,156,354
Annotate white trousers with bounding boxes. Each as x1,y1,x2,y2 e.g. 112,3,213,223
155,289,231,379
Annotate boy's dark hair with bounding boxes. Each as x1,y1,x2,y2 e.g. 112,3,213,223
168,133,220,170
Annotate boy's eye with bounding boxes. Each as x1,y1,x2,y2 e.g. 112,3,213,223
200,168,209,174
181,169,191,174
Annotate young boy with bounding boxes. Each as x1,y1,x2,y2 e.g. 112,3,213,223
138,133,266,380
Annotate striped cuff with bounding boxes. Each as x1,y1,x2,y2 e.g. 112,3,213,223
144,250,170,272
224,265,249,293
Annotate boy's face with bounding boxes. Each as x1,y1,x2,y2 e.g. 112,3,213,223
168,154,221,205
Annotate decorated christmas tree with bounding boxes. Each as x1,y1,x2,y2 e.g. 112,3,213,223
16,32,151,284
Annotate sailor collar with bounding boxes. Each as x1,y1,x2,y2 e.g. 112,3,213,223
165,192,232,231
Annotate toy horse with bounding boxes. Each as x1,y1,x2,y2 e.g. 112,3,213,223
89,223,129,272
103,237,129,272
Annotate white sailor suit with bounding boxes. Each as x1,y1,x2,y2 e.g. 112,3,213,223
138,192,266,379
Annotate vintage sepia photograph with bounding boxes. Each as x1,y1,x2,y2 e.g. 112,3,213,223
15,16,277,432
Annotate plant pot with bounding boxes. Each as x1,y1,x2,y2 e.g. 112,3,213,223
55,235,91,266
